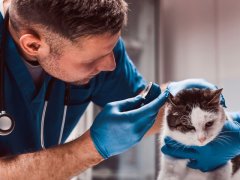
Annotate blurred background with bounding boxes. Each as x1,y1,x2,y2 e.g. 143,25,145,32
69,0,240,179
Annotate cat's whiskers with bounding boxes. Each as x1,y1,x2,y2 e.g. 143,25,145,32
217,133,232,140
219,131,240,138
217,136,229,143
214,139,225,146
215,135,232,145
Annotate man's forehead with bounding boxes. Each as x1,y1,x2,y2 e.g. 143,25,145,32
67,33,120,63
77,32,120,49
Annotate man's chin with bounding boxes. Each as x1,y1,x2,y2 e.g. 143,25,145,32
70,79,90,86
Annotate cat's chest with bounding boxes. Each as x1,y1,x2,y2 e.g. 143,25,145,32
162,155,211,180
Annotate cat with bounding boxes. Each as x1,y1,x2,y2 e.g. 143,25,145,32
157,88,240,180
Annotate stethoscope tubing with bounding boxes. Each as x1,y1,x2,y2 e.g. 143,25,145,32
41,102,68,149
40,101,48,149
40,79,70,149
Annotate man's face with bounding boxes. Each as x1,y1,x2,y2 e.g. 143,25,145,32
38,33,120,85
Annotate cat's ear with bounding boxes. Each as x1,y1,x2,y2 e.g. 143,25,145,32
208,88,223,106
168,93,177,107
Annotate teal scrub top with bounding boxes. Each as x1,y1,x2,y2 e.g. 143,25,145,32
0,16,146,156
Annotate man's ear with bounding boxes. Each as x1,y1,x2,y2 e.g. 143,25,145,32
19,34,50,60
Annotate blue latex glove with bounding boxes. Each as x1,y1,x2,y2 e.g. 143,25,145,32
227,112,240,123
90,83,169,159
167,78,226,107
161,120,240,172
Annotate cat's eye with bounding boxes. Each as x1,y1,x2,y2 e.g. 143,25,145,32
205,121,214,128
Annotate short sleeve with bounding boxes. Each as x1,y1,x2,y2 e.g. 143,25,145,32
91,38,146,107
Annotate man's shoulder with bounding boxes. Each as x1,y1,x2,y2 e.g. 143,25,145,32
113,37,128,66
113,37,125,54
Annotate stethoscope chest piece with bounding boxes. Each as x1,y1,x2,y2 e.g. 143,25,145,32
0,111,15,136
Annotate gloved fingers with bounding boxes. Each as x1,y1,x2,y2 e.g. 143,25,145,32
132,114,156,134
161,144,197,159
127,90,169,117
167,79,217,96
164,136,182,146
187,160,217,172
150,90,170,109
187,160,199,170
167,79,227,107
222,120,240,132
141,83,161,105
164,136,199,149
112,83,161,112
115,95,144,112
226,112,240,123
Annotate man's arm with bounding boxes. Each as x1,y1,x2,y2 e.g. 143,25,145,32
0,130,103,180
0,83,168,179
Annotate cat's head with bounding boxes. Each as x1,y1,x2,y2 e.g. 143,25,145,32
164,88,226,146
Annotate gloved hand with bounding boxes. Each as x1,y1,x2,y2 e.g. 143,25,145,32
167,78,226,107
227,112,240,123
161,120,240,172
90,83,169,159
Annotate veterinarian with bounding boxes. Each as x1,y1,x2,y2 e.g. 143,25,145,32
0,0,236,179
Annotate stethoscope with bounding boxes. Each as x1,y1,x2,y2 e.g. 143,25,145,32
0,10,70,149
40,79,70,149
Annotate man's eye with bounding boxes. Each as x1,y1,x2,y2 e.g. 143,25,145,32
205,121,214,128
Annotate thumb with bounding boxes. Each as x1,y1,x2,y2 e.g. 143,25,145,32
153,90,170,107
161,144,196,159
126,90,170,117
187,160,199,170
142,90,169,112
116,95,144,112
187,160,215,172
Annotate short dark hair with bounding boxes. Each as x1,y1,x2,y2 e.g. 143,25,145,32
10,0,128,41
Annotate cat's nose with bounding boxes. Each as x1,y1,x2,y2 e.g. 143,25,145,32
198,136,207,143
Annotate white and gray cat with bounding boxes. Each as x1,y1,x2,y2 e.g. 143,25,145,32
158,88,240,180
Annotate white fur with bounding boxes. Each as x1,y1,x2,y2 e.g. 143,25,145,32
232,169,240,180
157,105,233,180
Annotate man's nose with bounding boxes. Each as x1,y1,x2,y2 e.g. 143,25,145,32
97,53,116,72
